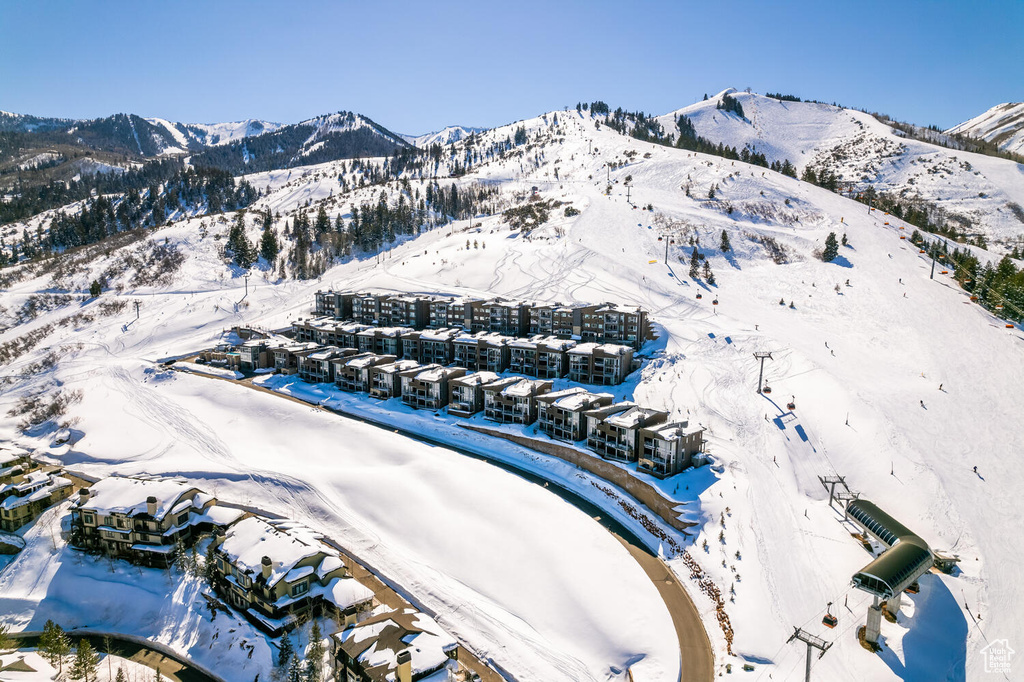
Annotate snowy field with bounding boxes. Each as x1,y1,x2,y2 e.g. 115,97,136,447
1,95,1023,682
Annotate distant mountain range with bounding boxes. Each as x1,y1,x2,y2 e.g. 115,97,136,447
401,125,487,148
946,102,1024,156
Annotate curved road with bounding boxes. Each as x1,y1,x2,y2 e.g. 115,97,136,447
176,365,715,681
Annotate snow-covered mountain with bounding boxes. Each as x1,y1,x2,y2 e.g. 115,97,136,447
402,125,487,148
2,92,1023,682
656,89,1024,247
947,101,1024,155
144,117,283,154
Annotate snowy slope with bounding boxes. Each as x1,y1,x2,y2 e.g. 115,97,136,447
657,89,1024,247
1,103,1023,682
402,125,487,148
947,101,1024,155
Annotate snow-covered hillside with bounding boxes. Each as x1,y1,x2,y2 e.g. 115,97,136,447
947,101,1024,155
403,125,487,148
657,89,1024,247
2,99,1022,682
144,117,283,154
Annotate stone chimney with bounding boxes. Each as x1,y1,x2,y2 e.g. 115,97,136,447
146,495,158,517
261,555,272,580
396,649,412,682
78,488,90,503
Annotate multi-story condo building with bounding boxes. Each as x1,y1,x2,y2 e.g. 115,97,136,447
400,328,460,365
453,332,512,373
535,388,614,442
567,343,635,385
580,304,648,349
400,365,467,410
528,302,599,337
298,347,358,384
482,378,553,425
334,354,397,393
379,295,432,329
508,336,576,378
314,291,354,319
369,360,422,399
427,296,479,330
467,299,529,336
272,343,324,375
446,372,501,417
637,421,705,478
584,403,668,464
351,292,385,325
356,327,411,357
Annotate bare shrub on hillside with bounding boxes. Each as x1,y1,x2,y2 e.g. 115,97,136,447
743,232,792,264
8,388,84,431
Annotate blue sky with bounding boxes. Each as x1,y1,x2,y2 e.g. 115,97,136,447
0,0,1019,133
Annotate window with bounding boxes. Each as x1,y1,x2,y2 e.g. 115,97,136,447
82,513,94,525
292,581,308,596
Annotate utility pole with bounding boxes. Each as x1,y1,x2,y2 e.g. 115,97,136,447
787,628,832,682
626,184,631,204
134,300,141,320
665,237,673,263
243,273,250,298
753,351,773,393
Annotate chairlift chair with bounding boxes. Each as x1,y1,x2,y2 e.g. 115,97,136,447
762,385,772,394
822,602,838,629
905,582,920,595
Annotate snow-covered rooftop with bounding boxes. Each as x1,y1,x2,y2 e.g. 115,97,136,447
218,515,340,588
75,477,205,520
333,606,457,681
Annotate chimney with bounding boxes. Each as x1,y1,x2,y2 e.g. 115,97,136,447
78,488,90,502
146,495,158,517
261,555,272,580
396,650,412,682
342,605,357,627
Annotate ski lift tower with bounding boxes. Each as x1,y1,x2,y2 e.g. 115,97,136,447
753,351,773,394
787,627,832,682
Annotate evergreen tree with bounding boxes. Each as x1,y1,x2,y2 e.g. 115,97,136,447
689,248,701,279
0,622,11,652
204,542,219,589
707,184,716,200
314,206,330,234
227,212,255,268
305,621,324,682
70,638,99,681
720,230,731,252
89,280,102,297
154,667,163,682
703,261,716,285
115,668,127,682
288,654,303,682
278,635,294,668
259,226,280,263
822,232,839,262
41,620,71,674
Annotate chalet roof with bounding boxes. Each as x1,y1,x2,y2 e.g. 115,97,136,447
502,378,550,398
480,376,525,393
75,476,206,521
453,331,512,346
537,388,614,412
218,516,340,588
375,360,421,375
604,405,667,429
0,473,72,510
0,445,30,468
333,606,456,682
358,326,413,338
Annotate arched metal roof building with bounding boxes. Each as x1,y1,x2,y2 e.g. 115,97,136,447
847,500,934,600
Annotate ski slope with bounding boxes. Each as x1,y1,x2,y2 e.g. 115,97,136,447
2,98,1023,682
